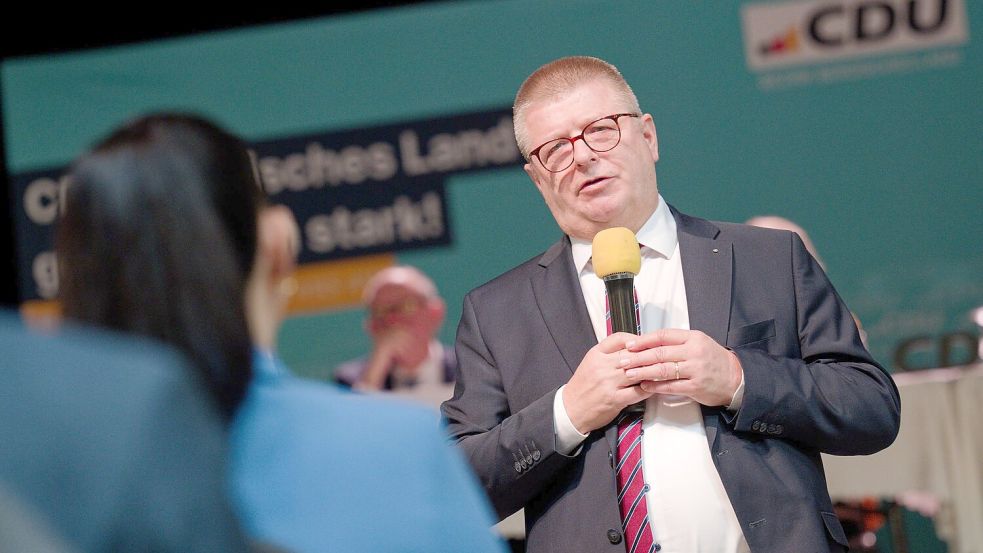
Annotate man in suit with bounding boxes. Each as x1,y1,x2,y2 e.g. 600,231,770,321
0,312,248,552
441,56,900,553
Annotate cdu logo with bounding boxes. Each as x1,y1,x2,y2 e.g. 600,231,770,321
759,26,801,56
742,0,969,71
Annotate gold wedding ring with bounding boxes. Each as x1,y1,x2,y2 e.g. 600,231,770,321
674,361,680,380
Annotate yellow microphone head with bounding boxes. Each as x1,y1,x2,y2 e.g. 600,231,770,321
591,227,641,278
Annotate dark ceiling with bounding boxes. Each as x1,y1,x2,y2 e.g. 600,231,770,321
0,3,429,59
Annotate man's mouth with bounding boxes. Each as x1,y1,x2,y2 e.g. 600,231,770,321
579,176,610,193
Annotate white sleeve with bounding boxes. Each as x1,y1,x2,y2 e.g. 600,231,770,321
553,385,589,455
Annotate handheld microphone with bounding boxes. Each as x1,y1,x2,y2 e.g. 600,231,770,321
592,227,644,413
592,227,641,335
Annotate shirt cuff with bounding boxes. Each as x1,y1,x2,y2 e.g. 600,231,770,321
554,385,589,455
726,371,745,412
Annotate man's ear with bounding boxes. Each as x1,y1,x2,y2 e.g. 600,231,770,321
427,296,446,327
640,113,659,164
258,205,301,282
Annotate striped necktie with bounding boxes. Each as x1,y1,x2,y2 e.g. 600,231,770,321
606,290,657,553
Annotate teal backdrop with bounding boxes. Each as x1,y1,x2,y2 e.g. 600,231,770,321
3,0,981,379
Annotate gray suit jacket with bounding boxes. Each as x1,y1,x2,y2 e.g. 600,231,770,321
441,207,900,553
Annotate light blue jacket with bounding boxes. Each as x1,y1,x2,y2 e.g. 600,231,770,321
230,350,506,553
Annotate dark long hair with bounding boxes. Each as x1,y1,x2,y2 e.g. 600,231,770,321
57,114,263,419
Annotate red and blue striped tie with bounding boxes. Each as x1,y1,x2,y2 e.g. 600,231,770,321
606,290,656,553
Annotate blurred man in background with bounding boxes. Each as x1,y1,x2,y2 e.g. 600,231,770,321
335,265,456,399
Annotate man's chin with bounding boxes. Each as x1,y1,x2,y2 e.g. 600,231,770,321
582,209,630,233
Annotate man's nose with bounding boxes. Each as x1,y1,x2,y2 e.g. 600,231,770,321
571,138,596,167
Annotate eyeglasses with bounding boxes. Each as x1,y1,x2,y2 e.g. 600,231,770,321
369,297,423,320
528,113,640,173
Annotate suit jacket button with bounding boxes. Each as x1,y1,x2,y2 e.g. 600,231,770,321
533,449,541,461
775,424,784,434
751,421,761,431
514,461,522,473
607,529,623,544
767,424,777,434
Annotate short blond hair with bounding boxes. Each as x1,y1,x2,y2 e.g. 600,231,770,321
513,56,642,158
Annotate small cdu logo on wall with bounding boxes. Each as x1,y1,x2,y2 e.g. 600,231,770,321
741,0,968,71
759,26,801,57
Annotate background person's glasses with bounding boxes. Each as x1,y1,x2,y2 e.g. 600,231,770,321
370,297,422,320
529,113,640,173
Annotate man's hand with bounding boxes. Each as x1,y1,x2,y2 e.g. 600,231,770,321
374,328,416,361
356,329,416,390
563,332,656,434
620,329,743,407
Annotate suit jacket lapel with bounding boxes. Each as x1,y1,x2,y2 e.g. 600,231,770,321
530,236,598,377
532,238,624,452
673,206,732,346
672,206,733,450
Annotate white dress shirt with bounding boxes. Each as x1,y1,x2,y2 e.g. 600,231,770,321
554,196,750,553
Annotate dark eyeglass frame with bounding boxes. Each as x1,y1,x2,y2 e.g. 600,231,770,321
528,113,641,173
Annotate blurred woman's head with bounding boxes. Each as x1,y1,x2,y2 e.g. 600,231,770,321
57,113,264,418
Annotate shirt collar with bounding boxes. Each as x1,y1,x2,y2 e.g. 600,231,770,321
570,195,677,274
252,347,288,380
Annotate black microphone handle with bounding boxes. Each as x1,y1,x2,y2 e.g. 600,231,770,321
603,274,646,414
603,274,637,335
